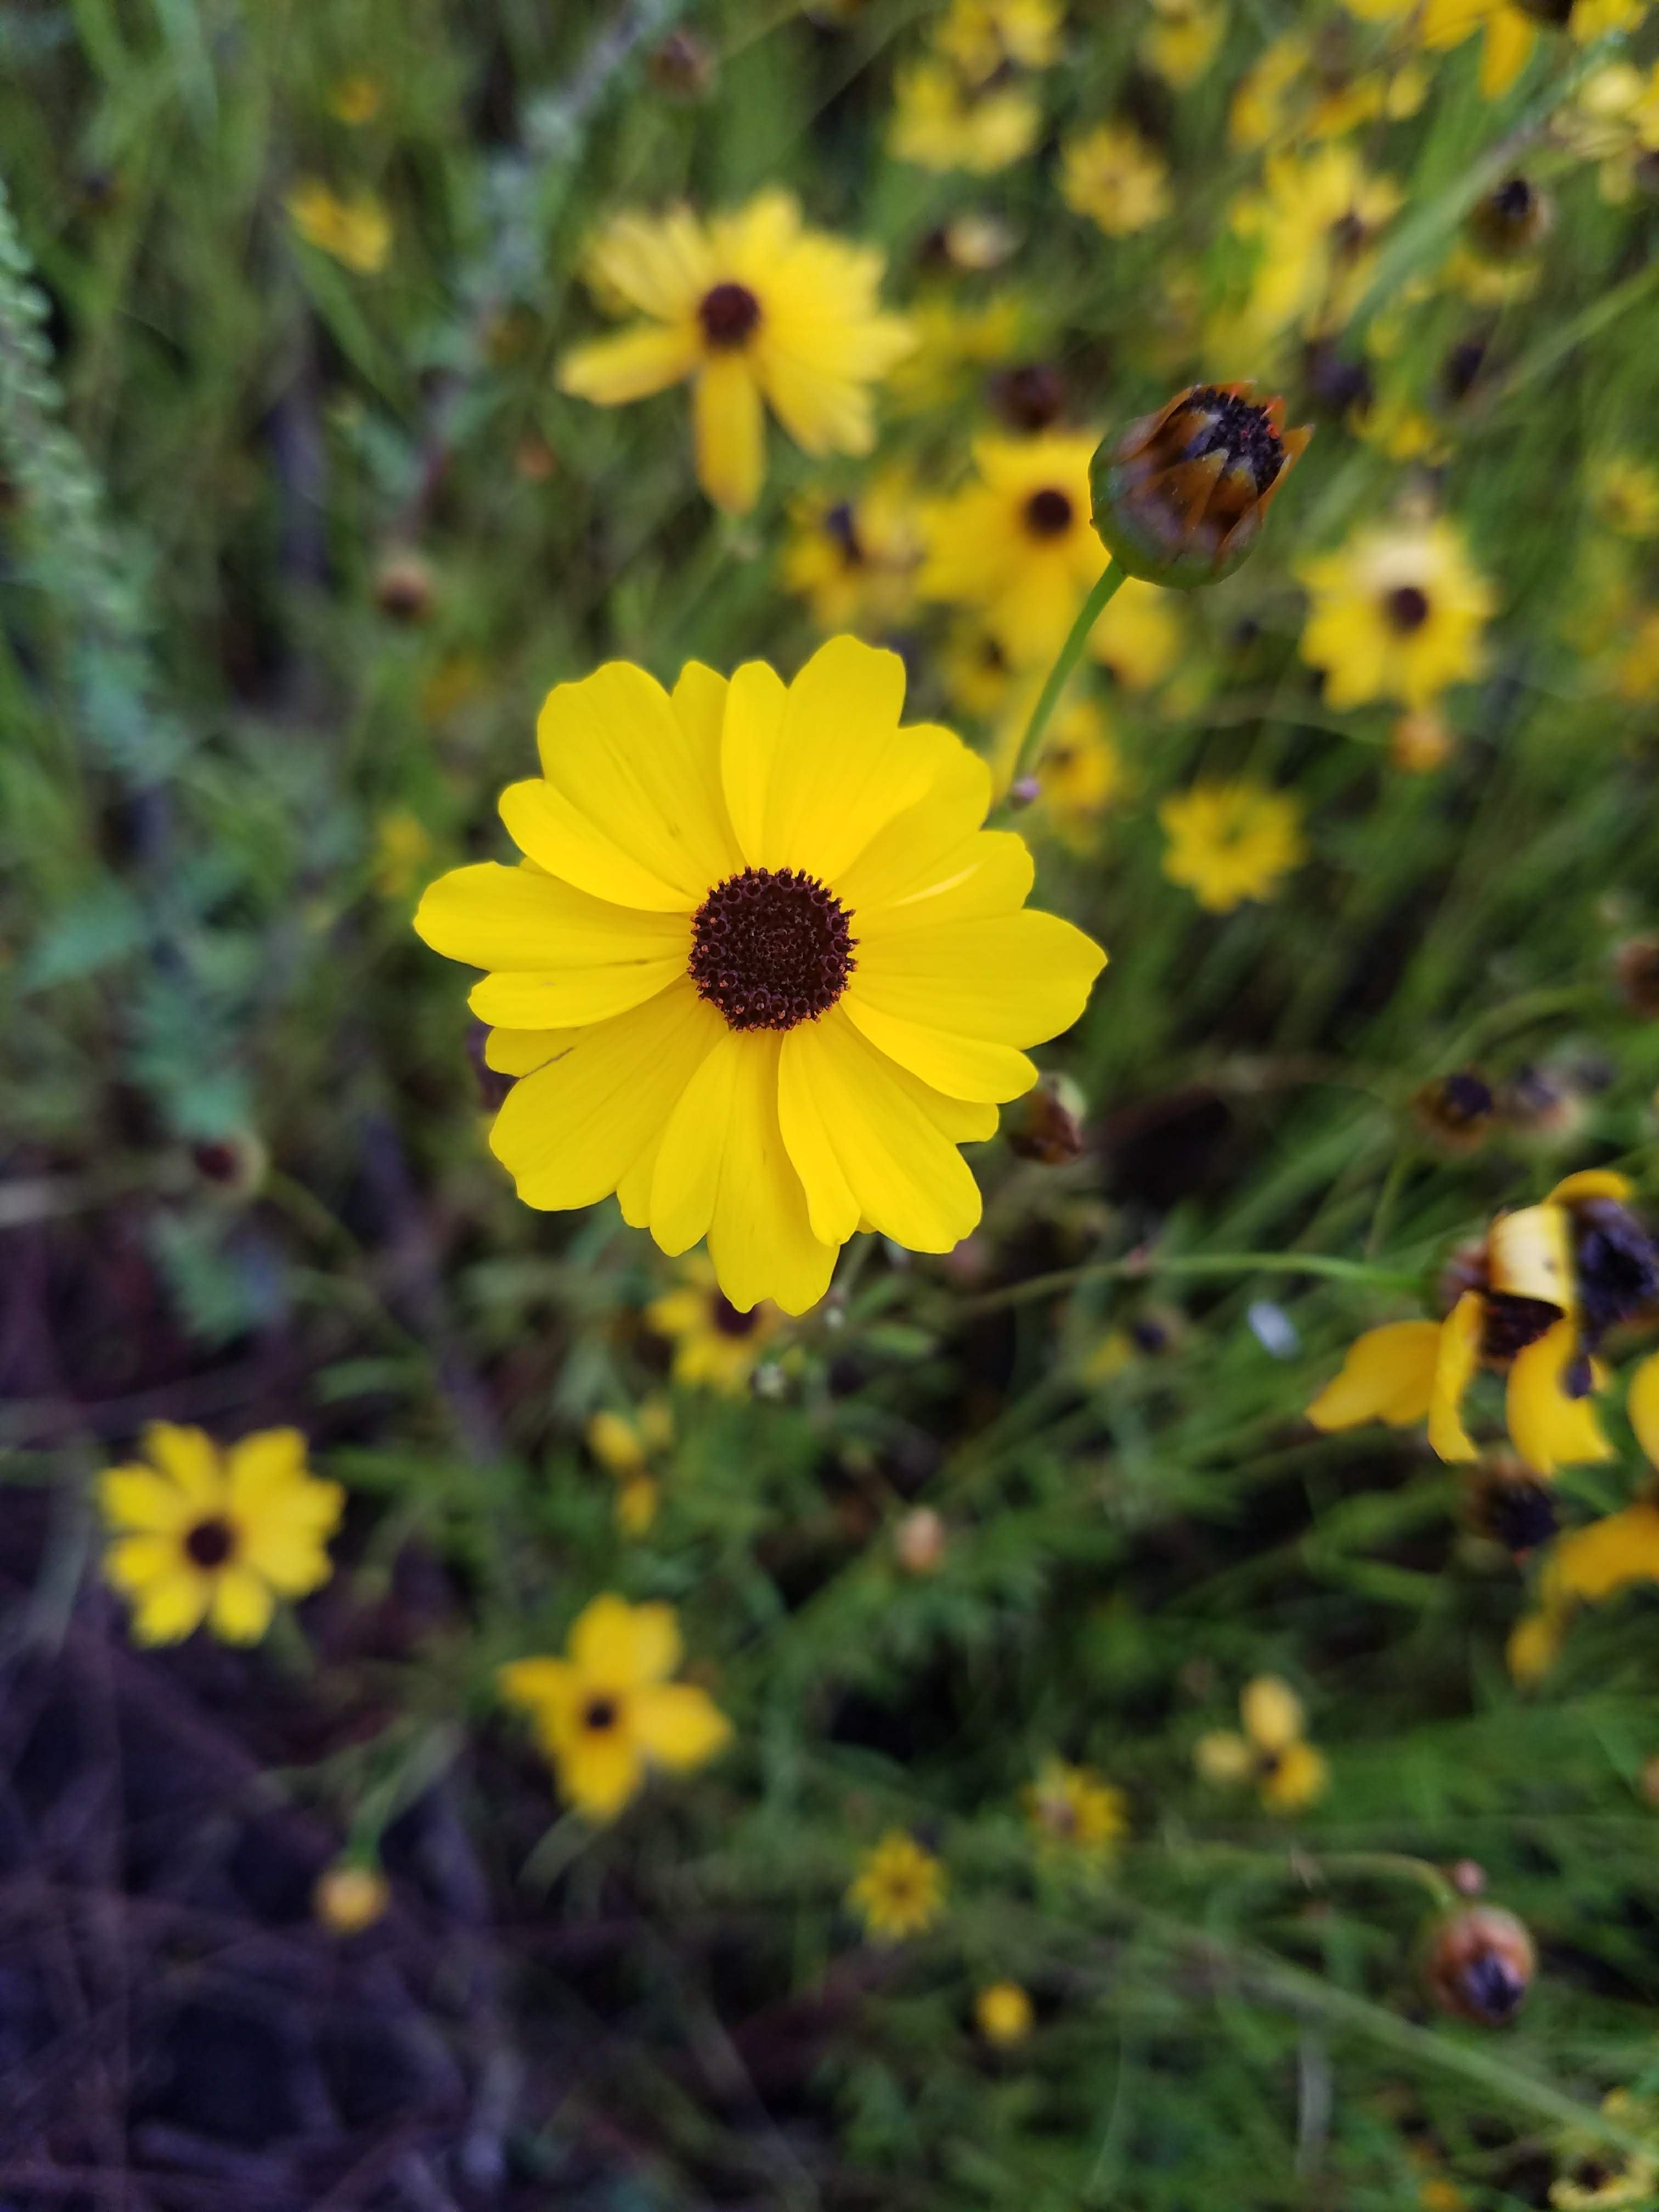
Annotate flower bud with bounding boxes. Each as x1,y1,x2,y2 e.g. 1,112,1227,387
895,1505,947,1576
975,1980,1034,2045
1423,1904,1536,2025
1090,382,1311,589
1390,708,1454,774
374,551,435,622
314,1860,390,1936
1006,1074,1087,1165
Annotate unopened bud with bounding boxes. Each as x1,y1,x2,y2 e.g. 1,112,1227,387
1007,1075,1087,1165
1390,708,1454,774
1423,1904,1535,2025
374,551,435,622
1412,1069,1495,1155
314,1860,390,1936
895,1505,947,1576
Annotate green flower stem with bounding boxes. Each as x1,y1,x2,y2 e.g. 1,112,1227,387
998,557,1126,809
962,1249,1425,1316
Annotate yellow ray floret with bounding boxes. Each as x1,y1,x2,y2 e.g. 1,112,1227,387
415,638,1107,1316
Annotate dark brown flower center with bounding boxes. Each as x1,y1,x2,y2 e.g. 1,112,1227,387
689,867,856,1032
582,1696,620,1733
698,281,761,349
184,1516,236,1570
824,500,863,567
712,1292,761,1339
1482,1478,1558,1554
1175,386,1285,495
1386,584,1431,633
1492,175,1534,219
1023,487,1075,539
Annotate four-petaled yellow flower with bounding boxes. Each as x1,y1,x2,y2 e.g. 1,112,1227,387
1159,780,1306,913
100,1423,343,1646
414,636,1105,1316
1060,123,1171,238
919,433,1108,668
286,180,391,274
1024,1756,1129,1859
556,192,914,516
1195,1675,1329,1813
1299,518,1496,711
847,1829,947,1942
499,1593,731,1821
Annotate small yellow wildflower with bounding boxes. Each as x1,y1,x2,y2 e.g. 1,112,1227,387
781,474,926,634
1219,145,1401,359
286,180,391,274
647,1254,784,1391
1139,0,1226,88
975,1980,1035,2044
372,810,433,901
328,75,382,125
314,1861,391,1936
1159,781,1305,914
1550,2090,1659,2209
1027,695,1123,851
1391,708,1455,772
1060,123,1171,238
1298,518,1495,711
499,1593,731,1822
1025,1756,1128,1860
1553,63,1659,202
1593,457,1659,540
1419,0,1646,101
888,61,1042,173
100,1423,343,1646
1195,1676,1329,1813
1229,33,1310,151
556,193,914,516
934,0,1063,79
848,1830,947,1942
919,432,1105,668
586,1401,673,1534
886,295,1029,415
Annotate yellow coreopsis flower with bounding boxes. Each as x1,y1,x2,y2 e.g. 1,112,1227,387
1140,0,1226,87
1158,780,1306,913
1195,1675,1329,1813
848,1830,947,1942
286,179,391,273
499,1593,730,1821
1551,2091,1659,2209
781,474,926,634
1024,1756,1129,1860
414,638,1105,1316
100,1423,343,1645
1060,122,1171,236
1298,518,1496,710
1553,62,1659,201
555,193,914,516
919,432,1106,668
888,60,1043,173
646,1252,783,1391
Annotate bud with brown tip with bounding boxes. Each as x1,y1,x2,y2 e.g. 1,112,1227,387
1090,382,1311,589
1007,1074,1087,1165
1423,1903,1536,2025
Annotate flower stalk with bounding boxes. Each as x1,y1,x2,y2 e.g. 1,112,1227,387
1002,556,1126,804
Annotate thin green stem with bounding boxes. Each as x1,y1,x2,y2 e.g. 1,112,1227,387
961,1249,1425,1316
997,558,1126,806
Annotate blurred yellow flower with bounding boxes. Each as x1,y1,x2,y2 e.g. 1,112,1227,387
1615,609,1659,701
888,60,1042,172
499,1593,730,1821
556,193,914,515
1553,63,1659,201
1139,0,1225,88
1550,2090,1659,2209
848,1830,947,1941
1593,456,1659,539
886,294,1029,414
1229,33,1310,150
1158,781,1305,913
328,75,382,125
647,1253,783,1391
586,1400,672,1532
975,1979,1035,2042
1060,122,1171,236
286,179,391,273
919,432,1106,667
1391,707,1455,773
100,1423,343,1646
1195,1675,1329,1813
935,0,1063,78
414,640,1104,1314
373,809,434,900
1088,574,1181,692
314,1861,390,1935
1221,145,1401,358
781,474,925,633
1024,695,1124,851
1298,518,1494,710
1420,0,1646,100
1025,1755,1128,1859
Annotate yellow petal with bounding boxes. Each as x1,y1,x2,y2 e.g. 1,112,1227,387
850,827,1035,935
583,206,712,320
470,955,690,1030
1260,1740,1328,1813
555,319,699,404
1194,1730,1255,1784
1485,1203,1572,1308
529,661,741,907
1477,8,1534,96
499,1656,579,1717
648,1029,747,1254
693,354,766,515
104,1532,183,1593
1242,1674,1304,1753
129,1566,211,1644
1507,1606,1566,1685
777,1007,983,1252
702,1030,840,1315
98,1468,194,1534
559,1729,645,1821
1550,1502,1659,1600
236,1522,334,1598
1546,1169,1634,1207
834,741,1001,915
493,781,685,913
224,1427,310,1506
1505,1316,1613,1475
670,659,730,771
489,980,725,1213
631,1683,732,1772
140,1423,223,1507
419,862,690,1021
570,1593,681,1686
484,1026,580,1076
1629,1350,1659,1464
720,659,788,868
209,1566,276,1644
839,996,1037,1103
849,908,1107,1048
1306,1319,1442,1431
1427,1293,1482,1462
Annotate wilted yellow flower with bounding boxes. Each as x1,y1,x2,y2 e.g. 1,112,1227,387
848,1831,947,1942
1060,123,1171,236
1195,1675,1329,1813
975,1980,1035,2042
1025,1756,1128,1859
1298,518,1495,710
556,193,913,515
919,432,1105,667
100,1423,343,1646
286,180,391,273
888,61,1042,173
1140,0,1226,87
647,1254,784,1390
1159,781,1305,913
500,1594,731,1822
781,474,925,633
